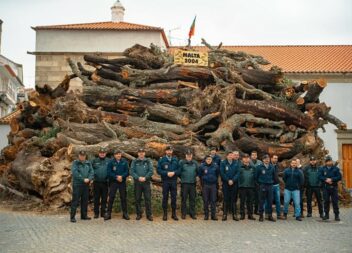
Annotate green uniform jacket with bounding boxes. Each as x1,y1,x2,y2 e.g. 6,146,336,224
91,157,109,182
71,160,94,185
130,158,154,181
235,163,256,188
179,159,199,184
304,165,321,187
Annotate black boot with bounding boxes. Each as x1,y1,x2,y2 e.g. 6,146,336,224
70,212,76,223
122,213,130,220
94,213,99,219
323,214,329,221
211,215,218,221
233,213,239,221
259,214,264,222
147,215,153,221
248,214,256,220
104,213,111,221
163,210,168,221
172,210,179,221
204,213,209,220
222,203,227,221
181,214,186,220
136,214,142,220
335,214,340,221
240,213,245,220
283,213,287,220
268,215,276,222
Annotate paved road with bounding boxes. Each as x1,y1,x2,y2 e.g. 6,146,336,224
0,209,351,253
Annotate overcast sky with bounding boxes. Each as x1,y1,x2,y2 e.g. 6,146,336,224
0,0,351,87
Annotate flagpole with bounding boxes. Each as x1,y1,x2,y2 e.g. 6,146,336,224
187,15,196,48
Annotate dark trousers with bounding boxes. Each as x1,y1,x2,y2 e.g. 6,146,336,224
181,183,196,216
323,186,339,216
202,184,217,217
107,181,128,214
71,183,89,218
306,187,323,215
162,180,177,211
134,181,152,217
222,183,237,215
254,184,259,213
93,181,108,216
239,187,255,216
258,184,273,215
300,188,304,215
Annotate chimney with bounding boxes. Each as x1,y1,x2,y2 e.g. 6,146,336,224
111,1,125,22
0,19,3,54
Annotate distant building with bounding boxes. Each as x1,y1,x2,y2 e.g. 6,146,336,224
29,0,169,90
0,19,24,118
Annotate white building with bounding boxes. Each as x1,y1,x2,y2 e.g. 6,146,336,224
29,1,169,90
0,19,24,117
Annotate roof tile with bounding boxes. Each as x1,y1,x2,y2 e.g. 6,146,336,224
169,45,352,73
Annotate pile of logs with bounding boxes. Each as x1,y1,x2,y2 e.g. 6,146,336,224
0,40,349,208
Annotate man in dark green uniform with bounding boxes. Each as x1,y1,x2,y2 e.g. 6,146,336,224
131,148,154,221
179,149,199,220
91,147,109,219
304,156,323,218
70,150,94,223
235,154,256,220
105,150,130,220
250,150,262,215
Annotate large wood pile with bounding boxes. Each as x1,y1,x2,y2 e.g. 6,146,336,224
0,40,349,208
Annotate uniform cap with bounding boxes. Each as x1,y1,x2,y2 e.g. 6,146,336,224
325,155,333,162
185,149,193,155
310,156,317,161
99,147,107,153
262,154,270,160
78,150,86,156
138,148,145,153
165,145,173,151
114,149,122,154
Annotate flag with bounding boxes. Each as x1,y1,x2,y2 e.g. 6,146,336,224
188,16,196,39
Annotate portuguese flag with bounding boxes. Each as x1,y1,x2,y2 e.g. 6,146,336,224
188,16,196,39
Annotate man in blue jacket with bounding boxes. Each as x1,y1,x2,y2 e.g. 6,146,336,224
282,159,304,221
157,146,180,221
199,155,219,220
220,151,240,221
319,156,342,221
130,148,154,221
70,150,94,223
105,150,130,221
91,147,109,219
255,154,276,222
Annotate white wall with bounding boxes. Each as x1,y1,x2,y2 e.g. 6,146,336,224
0,124,10,150
318,83,352,159
35,30,166,52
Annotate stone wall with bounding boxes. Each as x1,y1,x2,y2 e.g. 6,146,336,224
35,53,122,91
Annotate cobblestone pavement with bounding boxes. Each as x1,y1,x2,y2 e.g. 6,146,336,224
0,208,351,253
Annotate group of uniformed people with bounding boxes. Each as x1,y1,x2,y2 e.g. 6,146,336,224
70,145,342,223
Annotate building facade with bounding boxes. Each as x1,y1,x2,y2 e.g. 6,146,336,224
0,20,24,118
29,1,168,90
